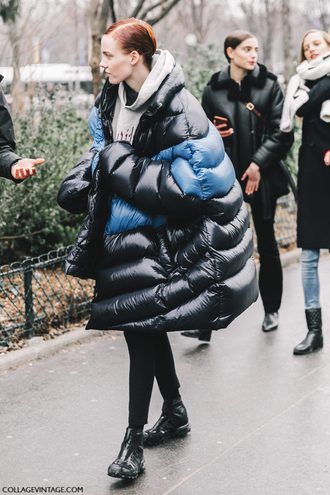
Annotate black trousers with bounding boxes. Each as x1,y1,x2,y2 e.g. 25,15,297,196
250,195,282,313
124,331,181,428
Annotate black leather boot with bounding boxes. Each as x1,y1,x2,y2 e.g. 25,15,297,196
143,398,190,446
293,308,323,355
181,330,212,342
108,427,145,480
262,312,279,332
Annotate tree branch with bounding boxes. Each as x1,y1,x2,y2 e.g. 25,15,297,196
145,0,182,25
131,0,147,17
108,0,116,23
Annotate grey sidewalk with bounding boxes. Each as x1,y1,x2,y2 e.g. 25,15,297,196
1,256,330,495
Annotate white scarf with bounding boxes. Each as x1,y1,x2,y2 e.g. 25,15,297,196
280,53,330,132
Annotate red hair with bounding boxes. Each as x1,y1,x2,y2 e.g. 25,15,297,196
104,18,157,69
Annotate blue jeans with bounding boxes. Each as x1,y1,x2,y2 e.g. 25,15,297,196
301,249,320,309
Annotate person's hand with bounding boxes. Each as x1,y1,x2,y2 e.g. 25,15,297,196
11,158,45,180
241,162,261,195
213,116,234,139
324,150,330,167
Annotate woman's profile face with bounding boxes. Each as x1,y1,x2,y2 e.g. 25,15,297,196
100,35,133,84
227,37,258,71
303,31,330,61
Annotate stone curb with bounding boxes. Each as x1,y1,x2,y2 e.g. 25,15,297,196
0,328,108,373
0,248,302,373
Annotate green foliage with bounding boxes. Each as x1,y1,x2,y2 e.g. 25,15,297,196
182,43,224,100
0,99,90,262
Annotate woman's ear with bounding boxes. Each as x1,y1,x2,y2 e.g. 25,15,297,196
226,47,234,61
130,50,140,66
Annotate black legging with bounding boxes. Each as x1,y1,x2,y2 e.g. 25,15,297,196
251,195,282,313
124,331,181,428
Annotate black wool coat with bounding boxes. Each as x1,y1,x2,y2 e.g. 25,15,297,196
0,77,21,180
296,75,330,248
202,64,294,218
58,64,258,332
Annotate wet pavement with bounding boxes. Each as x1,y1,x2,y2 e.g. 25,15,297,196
1,256,330,495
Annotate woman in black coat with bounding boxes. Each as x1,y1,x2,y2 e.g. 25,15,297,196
280,30,330,355
58,19,258,481
191,30,293,340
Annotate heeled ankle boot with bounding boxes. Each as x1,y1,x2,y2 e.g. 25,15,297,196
262,312,279,332
181,330,212,342
293,308,323,355
108,427,145,480
143,398,190,446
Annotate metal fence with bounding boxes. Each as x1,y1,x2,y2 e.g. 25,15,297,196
0,193,297,350
0,246,93,349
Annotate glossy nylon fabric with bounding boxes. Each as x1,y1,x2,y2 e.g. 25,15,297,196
58,61,258,332
88,108,235,235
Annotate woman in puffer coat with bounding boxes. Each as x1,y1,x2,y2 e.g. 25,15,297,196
196,31,293,341
280,30,330,355
58,18,258,481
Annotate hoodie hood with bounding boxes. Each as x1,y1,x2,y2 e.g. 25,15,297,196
113,49,176,143
118,49,175,110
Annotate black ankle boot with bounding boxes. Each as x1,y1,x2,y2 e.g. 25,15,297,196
143,398,190,446
262,312,279,332
293,308,323,355
181,330,212,342
108,427,145,480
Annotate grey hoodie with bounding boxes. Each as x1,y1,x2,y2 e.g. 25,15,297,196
112,49,175,143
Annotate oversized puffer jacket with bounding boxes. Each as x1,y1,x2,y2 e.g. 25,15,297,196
58,62,258,332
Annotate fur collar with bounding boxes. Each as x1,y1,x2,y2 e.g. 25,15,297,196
208,64,276,101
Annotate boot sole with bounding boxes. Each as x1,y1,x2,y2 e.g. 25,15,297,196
144,423,191,447
108,461,145,480
293,342,323,355
262,324,278,332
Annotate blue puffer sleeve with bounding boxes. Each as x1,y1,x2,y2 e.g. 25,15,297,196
88,106,105,173
154,122,235,200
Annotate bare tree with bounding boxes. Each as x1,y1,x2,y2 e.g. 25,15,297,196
87,0,183,96
228,0,279,69
177,0,219,44
281,0,293,85
0,0,23,114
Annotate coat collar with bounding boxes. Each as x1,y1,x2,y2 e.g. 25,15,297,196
208,63,272,90
100,62,185,119
208,63,275,102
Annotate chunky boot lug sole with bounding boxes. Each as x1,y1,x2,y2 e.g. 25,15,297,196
108,460,145,480
293,335,324,355
144,422,191,447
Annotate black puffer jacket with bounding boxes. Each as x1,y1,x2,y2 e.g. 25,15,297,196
0,77,21,180
202,64,294,217
58,64,258,332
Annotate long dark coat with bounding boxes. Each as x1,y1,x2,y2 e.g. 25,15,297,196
296,75,330,248
58,64,258,332
202,64,294,218
0,77,21,180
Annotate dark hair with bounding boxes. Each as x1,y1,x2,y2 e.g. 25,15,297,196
300,29,330,62
224,30,256,62
104,18,157,70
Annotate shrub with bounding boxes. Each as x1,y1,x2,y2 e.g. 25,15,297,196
0,98,91,262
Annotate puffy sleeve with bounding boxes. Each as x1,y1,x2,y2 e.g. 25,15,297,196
0,84,21,180
99,141,202,217
296,76,330,118
252,80,294,170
